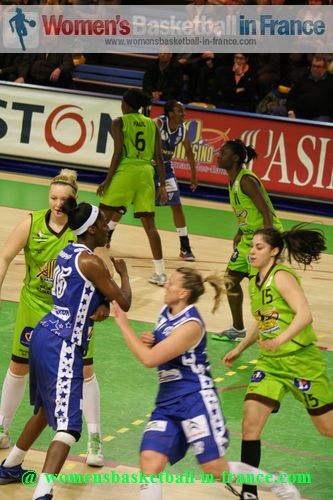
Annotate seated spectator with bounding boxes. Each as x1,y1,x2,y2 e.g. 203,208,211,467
280,53,309,87
193,52,218,103
143,52,182,101
177,53,232,103
174,53,204,102
254,54,280,99
16,53,74,88
256,85,289,116
287,56,333,122
212,53,256,112
0,54,22,81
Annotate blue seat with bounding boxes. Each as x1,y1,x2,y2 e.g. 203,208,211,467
72,64,144,90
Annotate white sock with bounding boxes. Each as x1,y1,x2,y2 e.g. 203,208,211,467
3,445,26,467
153,259,165,275
232,327,246,333
108,220,118,231
140,481,162,500
32,473,55,499
176,226,188,237
0,370,27,429
229,461,271,481
83,375,101,434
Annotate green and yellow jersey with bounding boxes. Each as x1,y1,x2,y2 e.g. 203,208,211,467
249,264,317,357
120,113,156,166
229,168,283,235
22,208,75,315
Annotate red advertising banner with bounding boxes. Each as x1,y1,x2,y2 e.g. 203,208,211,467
151,104,333,203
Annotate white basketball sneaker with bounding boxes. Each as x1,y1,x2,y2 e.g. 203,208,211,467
86,433,104,467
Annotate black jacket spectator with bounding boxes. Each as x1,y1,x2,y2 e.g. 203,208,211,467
17,53,74,88
0,54,22,81
287,57,333,121
213,54,256,112
254,54,281,98
143,54,182,101
280,54,308,87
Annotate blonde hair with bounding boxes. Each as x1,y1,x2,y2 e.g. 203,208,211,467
176,267,226,314
50,169,78,193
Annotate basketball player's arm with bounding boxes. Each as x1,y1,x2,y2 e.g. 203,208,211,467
79,254,131,312
0,216,31,302
233,230,242,249
97,118,123,196
154,117,162,129
258,271,312,352
9,17,15,32
154,124,168,205
183,131,197,191
241,175,273,228
223,320,259,367
113,301,202,367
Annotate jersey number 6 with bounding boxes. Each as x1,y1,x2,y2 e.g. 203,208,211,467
135,131,146,152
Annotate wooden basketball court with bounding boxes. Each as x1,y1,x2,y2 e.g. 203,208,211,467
0,172,331,499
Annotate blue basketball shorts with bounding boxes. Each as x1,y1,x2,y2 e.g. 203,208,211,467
29,324,84,434
155,173,181,206
140,389,229,465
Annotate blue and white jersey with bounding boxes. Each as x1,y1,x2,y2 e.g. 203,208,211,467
40,243,103,351
158,115,186,179
154,304,214,405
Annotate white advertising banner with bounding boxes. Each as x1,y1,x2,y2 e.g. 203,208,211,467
0,82,121,168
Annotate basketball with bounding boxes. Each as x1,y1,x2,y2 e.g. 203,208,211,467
28,20,36,27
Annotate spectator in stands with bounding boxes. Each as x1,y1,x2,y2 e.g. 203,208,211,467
287,56,333,122
143,52,182,101
16,53,74,88
193,52,219,104
254,54,280,99
212,53,256,112
178,53,231,103
280,54,309,87
256,85,289,117
0,54,22,81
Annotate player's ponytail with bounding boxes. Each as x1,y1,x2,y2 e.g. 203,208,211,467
254,225,326,267
244,145,258,164
282,224,326,266
224,139,258,166
176,267,226,313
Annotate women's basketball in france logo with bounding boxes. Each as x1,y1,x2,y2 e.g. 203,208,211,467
3,8,39,50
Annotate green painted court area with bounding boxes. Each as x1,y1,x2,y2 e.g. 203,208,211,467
1,301,332,500
1,178,333,253
0,177,333,499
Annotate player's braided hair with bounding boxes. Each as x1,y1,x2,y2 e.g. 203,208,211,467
254,225,326,267
50,168,78,193
123,89,151,114
164,100,180,117
176,267,226,314
223,139,258,166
